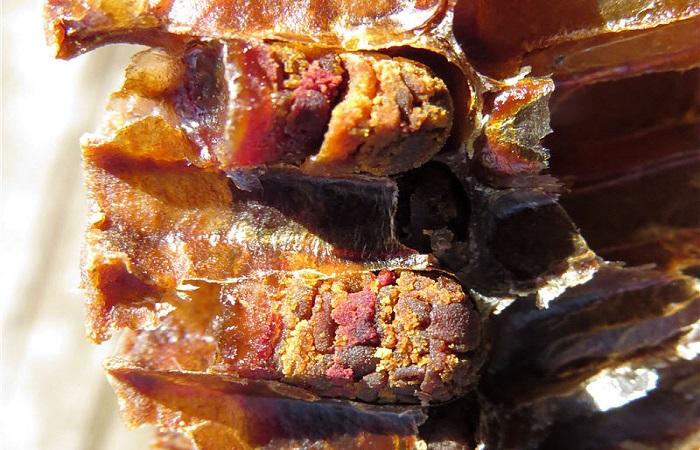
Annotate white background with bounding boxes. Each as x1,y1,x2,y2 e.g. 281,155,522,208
2,1,152,448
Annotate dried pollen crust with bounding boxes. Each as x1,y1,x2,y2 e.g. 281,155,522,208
220,270,479,403
309,52,453,175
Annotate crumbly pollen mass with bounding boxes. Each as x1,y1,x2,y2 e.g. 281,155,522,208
217,270,480,403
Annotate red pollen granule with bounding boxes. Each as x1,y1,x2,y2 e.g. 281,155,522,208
325,362,354,381
298,60,343,97
331,288,379,347
376,270,396,288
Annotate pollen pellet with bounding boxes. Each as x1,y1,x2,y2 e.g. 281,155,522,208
214,270,479,403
